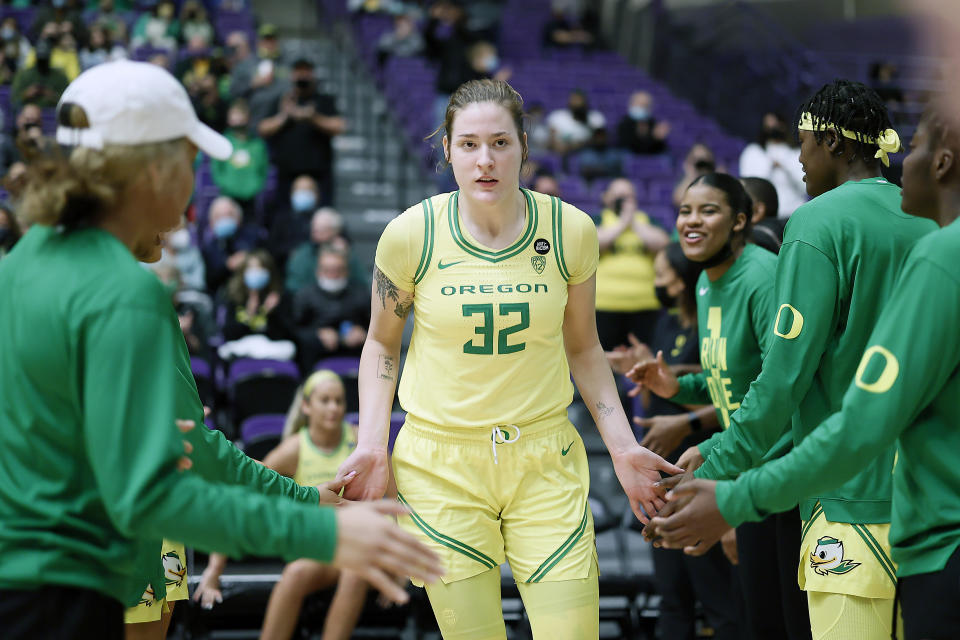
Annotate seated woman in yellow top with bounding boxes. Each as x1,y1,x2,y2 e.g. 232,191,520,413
195,371,377,640
595,177,669,350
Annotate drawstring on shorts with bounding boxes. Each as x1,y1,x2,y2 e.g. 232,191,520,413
491,425,520,464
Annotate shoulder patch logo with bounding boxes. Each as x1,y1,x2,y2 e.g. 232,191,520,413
531,255,546,274
810,536,860,576
534,238,550,255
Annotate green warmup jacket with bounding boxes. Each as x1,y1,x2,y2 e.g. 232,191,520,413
717,217,960,577
671,244,791,463
0,226,336,607
694,178,936,524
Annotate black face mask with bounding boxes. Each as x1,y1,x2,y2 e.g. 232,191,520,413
654,285,675,309
294,77,312,91
699,219,739,269
570,106,588,121
763,127,786,142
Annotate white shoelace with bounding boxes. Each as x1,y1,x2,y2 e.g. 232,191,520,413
490,425,520,464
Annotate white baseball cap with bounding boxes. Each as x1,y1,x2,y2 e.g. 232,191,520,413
55,59,232,160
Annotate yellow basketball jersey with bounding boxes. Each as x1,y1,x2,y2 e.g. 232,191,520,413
293,423,357,487
375,189,598,429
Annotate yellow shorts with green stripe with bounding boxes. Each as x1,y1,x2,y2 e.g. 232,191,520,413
799,503,897,600
124,540,189,624
392,413,596,586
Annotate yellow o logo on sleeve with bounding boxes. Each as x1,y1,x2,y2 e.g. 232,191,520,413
854,346,900,394
773,304,804,340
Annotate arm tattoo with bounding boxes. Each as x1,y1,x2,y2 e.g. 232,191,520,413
377,354,396,381
597,401,615,418
374,267,413,318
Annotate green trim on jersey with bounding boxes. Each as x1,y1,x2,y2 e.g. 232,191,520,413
550,196,570,281
414,198,435,285
852,524,897,585
526,504,589,583
801,504,824,545
447,189,539,262
398,492,497,569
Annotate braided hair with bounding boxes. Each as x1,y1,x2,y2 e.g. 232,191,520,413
796,80,894,166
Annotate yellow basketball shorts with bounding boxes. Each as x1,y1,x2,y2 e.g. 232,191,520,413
392,414,597,587
124,539,189,624
799,503,897,600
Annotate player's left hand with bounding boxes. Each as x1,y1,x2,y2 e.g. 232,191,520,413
610,444,684,524
651,479,732,555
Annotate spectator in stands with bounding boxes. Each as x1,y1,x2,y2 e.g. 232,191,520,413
146,50,170,70
424,0,478,124
741,176,785,255
672,142,718,207
616,90,670,155
179,0,214,48
12,38,69,108
578,127,623,181
1,17,33,72
211,99,269,218
225,31,257,99
547,89,605,155
181,39,228,132
3,161,27,203
0,201,21,260
151,261,213,359
259,58,345,207
30,0,86,46
195,371,373,640
377,11,424,68
738,112,806,217
0,103,42,172
84,0,130,43
130,1,180,51
870,60,904,110
595,177,669,349
247,58,287,129
79,23,127,70
286,206,345,293
27,21,81,81
257,23,282,62
221,249,294,344
292,246,369,373
162,217,207,292
200,195,261,293
532,171,561,197
266,175,322,269
525,101,551,155
542,1,597,49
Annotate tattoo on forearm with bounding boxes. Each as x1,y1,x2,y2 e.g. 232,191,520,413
597,401,615,418
374,267,413,318
377,354,396,381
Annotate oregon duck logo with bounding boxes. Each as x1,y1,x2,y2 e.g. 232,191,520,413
810,536,861,575
139,584,156,607
163,550,186,588
531,255,546,274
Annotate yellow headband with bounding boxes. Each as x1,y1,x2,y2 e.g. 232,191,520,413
303,369,342,398
797,112,901,167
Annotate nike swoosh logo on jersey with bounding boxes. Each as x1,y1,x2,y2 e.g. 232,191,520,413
699,286,709,296
438,259,465,270
561,441,574,456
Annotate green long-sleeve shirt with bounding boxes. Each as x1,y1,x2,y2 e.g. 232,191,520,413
671,245,790,461
694,178,935,524
209,132,270,201
716,218,960,577
0,226,337,607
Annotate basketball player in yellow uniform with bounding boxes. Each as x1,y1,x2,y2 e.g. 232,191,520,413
335,79,682,639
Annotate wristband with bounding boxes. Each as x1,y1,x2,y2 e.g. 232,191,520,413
687,412,702,432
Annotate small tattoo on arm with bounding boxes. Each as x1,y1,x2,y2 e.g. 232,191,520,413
374,267,413,318
377,355,396,381
597,401,615,418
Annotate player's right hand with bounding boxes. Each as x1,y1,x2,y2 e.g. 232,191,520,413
334,501,443,604
335,446,389,501
625,350,680,399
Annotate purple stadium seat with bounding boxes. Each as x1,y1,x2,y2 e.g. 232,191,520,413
227,358,300,387
240,414,286,442
190,356,212,380
314,356,361,378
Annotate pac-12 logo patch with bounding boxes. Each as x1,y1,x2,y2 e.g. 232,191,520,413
810,536,860,576
531,255,546,274
534,238,550,254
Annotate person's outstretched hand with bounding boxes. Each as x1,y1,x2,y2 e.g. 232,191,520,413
610,443,685,524
334,501,443,604
336,446,389,501
625,350,680,399
651,479,732,556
